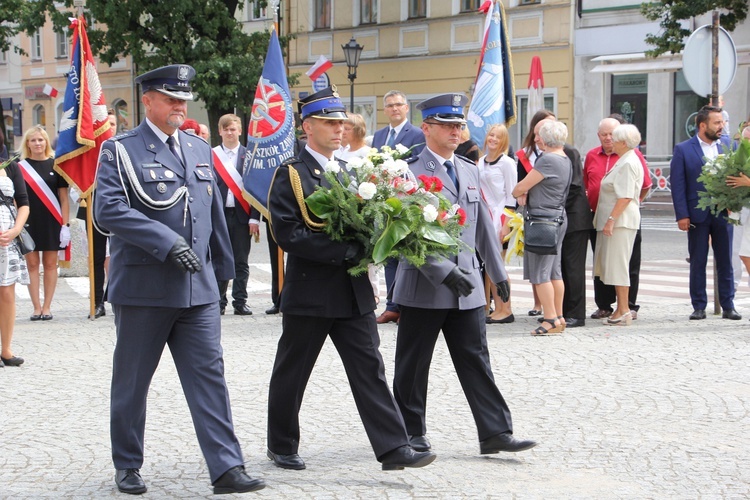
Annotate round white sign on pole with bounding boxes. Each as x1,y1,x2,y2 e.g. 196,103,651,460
682,24,737,97
312,73,330,93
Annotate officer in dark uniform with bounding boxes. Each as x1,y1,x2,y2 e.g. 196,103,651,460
94,64,265,495
265,86,435,471
391,93,538,456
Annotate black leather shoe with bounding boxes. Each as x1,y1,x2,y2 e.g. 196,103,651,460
590,308,613,319
1,356,24,367
234,304,253,315
408,435,431,452
267,449,306,470
480,432,538,454
722,309,742,320
212,465,265,494
265,305,280,315
486,314,515,324
89,303,106,319
115,468,147,495
380,445,436,470
565,318,585,328
689,309,706,320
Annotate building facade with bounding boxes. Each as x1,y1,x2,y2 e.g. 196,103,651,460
574,0,750,167
284,0,576,148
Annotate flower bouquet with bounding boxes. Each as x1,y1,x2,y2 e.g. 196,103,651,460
697,137,750,224
305,145,468,276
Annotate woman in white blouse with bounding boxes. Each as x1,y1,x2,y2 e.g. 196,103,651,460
478,124,517,323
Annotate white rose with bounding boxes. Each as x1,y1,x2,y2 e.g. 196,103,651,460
395,144,409,154
324,160,341,173
358,182,378,200
382,158,399,176
347,157,364,169
423,205,438,222
393,159,409,176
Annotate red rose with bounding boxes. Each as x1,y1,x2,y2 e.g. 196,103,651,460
457,207,467,226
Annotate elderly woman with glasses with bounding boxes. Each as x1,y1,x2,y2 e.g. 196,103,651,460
592,124,644,326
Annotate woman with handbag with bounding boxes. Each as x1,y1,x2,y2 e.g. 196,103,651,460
479,123,517,323
592,124,644,326
0,156,31,367
18,126,69,321
512,120,572,335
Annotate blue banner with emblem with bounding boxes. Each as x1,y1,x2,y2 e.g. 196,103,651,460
242,28,295,218
467,0,516,147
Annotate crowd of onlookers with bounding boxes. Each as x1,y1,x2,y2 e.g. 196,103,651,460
2,97,749,368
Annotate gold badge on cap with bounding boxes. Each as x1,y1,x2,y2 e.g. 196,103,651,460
157,182,167,193
452,94,462,106
331,84,339,97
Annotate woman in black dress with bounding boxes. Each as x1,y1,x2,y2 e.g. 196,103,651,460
19,126,69,320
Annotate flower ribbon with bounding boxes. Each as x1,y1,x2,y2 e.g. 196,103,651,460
503,208,524,262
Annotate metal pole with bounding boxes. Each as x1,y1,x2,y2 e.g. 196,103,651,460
711,10,719,106
350,77,355,112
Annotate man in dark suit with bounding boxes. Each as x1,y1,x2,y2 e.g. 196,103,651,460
95,65,265,495
371,90,425,324
670,105,740,321
214,113,260,316
266,86,435,471
392,93,537,456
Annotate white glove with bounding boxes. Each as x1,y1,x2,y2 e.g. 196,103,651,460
60,225,71,248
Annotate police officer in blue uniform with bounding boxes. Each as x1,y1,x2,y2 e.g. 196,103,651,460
265,86,436,472
391,93,538,456
94,64,265,495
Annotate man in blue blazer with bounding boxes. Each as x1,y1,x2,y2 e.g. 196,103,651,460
95,65,265,495
670,105,740,321
371,90,425,324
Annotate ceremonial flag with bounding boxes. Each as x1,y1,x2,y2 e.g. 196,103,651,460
527,56,545,128
43,84,59,98
467,0,516,146
306,55,333,81
243,28,295,218
53,16,113,198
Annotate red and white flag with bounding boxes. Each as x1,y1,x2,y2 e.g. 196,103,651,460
306,55,333,81
43,84,59,98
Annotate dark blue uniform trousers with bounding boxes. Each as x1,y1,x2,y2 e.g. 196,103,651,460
110,302,243,483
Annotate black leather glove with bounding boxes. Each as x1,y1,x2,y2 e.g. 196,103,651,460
442,266,474,297
344,242,364,264
496,280,510,303
168,236,202,274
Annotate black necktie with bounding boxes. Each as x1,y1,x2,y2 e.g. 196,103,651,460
444,160,458,190
166,135,183,166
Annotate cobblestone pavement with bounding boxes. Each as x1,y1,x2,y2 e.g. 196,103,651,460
2,249,749,498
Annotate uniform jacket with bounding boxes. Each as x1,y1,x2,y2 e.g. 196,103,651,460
215,144,261,225
393,149,508,310
372,121,425,156
671,134,731,224
94,121,234,308
268,147,376,317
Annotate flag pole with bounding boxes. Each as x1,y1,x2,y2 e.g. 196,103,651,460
85,196,96,319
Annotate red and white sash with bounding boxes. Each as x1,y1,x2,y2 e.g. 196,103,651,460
212,146,251,216
18,159,71,260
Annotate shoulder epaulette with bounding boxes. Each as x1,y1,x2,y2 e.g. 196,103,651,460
111,129,137,141
455,154,476,166
405,156,420,164
281,156,302,167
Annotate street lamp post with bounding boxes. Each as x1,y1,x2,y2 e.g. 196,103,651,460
341,37,364,112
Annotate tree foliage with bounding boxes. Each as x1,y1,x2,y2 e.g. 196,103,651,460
641,0,749,58
2,0,296,145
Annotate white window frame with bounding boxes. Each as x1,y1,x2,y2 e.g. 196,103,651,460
31,30,42,61
33,104,46,126
246,1,268,21
56,28,69,59
512,88,558,150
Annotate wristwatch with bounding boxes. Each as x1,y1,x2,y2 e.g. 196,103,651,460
607,216,615,221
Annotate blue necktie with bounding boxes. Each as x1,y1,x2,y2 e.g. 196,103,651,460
444,160,458,190
166,136,183,166
387,128,396,148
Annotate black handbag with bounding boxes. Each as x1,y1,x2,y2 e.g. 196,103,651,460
1,194,35,255
524,210,563,255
